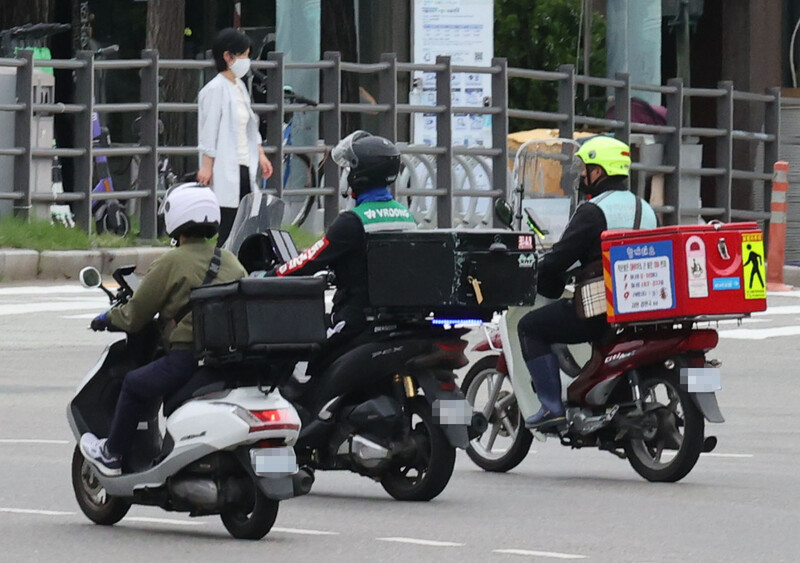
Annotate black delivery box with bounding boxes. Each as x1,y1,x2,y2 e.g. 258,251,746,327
190,276,326,363
366,230,538,319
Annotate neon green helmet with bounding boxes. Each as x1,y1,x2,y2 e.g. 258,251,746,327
576,136,631,178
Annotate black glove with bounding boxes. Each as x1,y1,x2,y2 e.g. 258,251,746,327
90,312,110,332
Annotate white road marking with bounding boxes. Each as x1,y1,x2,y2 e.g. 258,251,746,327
126,516,205,526
272,527,340,536
0,300,106,316
701,453,753,458
754,305,800,316
718,326,800,340
377,537,464,547
493,549,587,559
0,507,75,516
0,439,70,444
0,285,89,296
62,313,97,320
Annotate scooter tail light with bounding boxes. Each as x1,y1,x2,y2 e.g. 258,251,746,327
678,329,719,352
231,406,300,433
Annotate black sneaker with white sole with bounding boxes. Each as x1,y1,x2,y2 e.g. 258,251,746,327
79,433,122,477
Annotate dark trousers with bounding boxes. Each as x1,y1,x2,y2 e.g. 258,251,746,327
106,350,197,459
517,298,609,361
217,165,251,247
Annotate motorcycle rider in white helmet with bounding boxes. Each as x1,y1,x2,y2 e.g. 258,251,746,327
80,183,248,476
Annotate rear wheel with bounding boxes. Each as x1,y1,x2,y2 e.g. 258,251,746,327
380,398,456,501
71,446,131,525
462,356,533,472
624,369,705,483
220,482,280,540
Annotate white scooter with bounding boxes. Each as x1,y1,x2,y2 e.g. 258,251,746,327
68,266,311,540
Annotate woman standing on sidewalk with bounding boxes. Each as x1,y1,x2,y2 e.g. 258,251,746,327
197,28,273,246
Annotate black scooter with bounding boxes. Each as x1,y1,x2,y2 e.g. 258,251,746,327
238,230,488,502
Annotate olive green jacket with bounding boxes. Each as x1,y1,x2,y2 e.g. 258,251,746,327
107,238,247,350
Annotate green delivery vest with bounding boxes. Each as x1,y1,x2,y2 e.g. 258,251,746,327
351,200,417,232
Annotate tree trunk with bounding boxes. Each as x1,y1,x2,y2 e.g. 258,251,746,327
146,0,193,175
321,0,359,135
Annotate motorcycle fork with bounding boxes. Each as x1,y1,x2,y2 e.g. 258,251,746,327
394,374,417,441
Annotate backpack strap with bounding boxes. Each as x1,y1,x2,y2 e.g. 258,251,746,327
173,247,221,326
633,196,643,230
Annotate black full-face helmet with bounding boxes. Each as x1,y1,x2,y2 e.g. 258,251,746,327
332,130,401,196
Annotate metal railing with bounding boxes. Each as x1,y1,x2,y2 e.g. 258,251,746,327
0,50,781,238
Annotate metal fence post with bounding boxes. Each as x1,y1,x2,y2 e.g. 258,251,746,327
557,64,575,140
378,53,397,142
321,51,342,228
138,50,159,239
13,50,33,220
491,57,509,228
73,51,94,232
557,64,576,207
716,81,734,223
436,55,453,228
378,53,398,198
663,77,684,226
764,86,781,233
265,51,284,198
614,72,631,145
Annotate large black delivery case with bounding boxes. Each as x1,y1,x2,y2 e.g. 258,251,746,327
190,276,326,362
366,230,538,319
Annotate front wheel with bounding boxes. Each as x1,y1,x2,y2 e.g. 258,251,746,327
624,369,705,483
462,356,533,472
71,446,131,526
380,398,456,501
220,483,280,540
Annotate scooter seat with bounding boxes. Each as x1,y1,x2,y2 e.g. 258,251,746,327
163,366,226,417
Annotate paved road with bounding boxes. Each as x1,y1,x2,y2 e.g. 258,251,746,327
1,282,799,562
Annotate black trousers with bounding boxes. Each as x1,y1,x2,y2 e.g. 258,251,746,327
105,350,196,459
217,165,251,247
517,298,609,361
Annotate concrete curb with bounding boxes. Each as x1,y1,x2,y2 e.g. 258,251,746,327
0,247,171,282
783,265,800,288
0,249,39,281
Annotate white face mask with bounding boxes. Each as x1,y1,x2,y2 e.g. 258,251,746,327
229,57,251,78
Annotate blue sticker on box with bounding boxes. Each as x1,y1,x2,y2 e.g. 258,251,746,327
610,240,676,314
712,277,741,291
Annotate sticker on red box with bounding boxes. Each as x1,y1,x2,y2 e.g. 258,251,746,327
610,241,677,314
685,236,709,298
741,233,766,300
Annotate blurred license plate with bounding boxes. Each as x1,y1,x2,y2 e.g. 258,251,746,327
250,447,297,476
681,368,722,393
433,399,472,425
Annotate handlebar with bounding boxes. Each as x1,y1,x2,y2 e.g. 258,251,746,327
95,44,119,57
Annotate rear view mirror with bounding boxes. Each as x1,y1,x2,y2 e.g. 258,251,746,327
494,199,514,229
79,267,102,289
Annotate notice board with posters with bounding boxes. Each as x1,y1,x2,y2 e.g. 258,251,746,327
411,0,494,149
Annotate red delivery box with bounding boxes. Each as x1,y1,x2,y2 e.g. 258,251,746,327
601,222,767,325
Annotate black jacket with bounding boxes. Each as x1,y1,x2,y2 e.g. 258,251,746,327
537,177,628,299
274,211,372,329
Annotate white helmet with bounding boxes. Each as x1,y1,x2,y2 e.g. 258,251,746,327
159,183,221,238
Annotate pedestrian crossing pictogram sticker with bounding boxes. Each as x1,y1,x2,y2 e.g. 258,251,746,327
741,233,766,300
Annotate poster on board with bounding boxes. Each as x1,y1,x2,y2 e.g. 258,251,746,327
411,0,494,148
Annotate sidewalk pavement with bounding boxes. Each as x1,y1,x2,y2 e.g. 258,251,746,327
0,247,170,282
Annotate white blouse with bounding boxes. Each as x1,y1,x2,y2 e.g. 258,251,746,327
197,74,262,208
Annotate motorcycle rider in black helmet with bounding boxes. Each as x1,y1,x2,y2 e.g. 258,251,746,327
268,131,416,377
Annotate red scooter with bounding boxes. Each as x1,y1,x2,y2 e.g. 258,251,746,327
461,203,724,483
462,306,724,482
